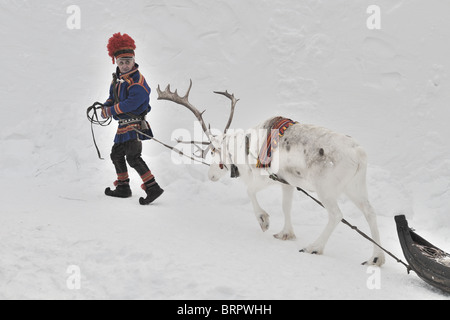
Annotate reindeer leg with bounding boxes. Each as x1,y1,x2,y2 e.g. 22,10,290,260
359,202,385,266
274,184,296,240
247,187,270,232
346,195,386,266
301,197,342,255
344,169,386,266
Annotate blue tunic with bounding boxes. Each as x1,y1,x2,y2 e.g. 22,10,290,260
104,64,153,143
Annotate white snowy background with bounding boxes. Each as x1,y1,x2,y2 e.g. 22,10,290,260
1,0,450,300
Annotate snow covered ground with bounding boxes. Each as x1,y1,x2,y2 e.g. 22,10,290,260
1,0,450,300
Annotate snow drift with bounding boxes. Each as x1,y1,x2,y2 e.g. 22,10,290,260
1,0,449,299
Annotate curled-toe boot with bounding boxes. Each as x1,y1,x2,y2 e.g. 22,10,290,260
139,179,164,205
105,179,132,198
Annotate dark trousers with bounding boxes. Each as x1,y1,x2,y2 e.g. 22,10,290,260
110,140,151,178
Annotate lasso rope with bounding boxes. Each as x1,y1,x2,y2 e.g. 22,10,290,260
86,102,111,159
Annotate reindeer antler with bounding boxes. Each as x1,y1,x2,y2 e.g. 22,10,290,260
175,137,211,159
214,90,239,133
157,80,240,159
157,79,211,140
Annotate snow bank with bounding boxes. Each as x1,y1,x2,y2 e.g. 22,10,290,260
1,0,449,300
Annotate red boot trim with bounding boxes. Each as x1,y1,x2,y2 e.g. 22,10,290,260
117,172,129,181
140,171,155,183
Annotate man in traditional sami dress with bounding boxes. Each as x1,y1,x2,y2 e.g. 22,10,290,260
101,32,164,205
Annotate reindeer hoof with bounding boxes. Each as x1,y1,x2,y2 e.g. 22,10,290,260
300,249,318,255
274,232,296,241
258,213,270,232
362,255,385,266
299,246,323,255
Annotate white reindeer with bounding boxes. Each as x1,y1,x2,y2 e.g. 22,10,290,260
158,80,385,266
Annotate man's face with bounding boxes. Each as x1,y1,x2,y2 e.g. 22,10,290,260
117,57,135,73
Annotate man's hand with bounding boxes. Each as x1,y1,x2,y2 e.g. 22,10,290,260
101,106,112,119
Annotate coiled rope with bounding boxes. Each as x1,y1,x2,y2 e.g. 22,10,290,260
86,102,111,159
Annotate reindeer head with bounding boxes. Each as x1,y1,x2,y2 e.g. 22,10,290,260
208,135,228,181
157,80,239,182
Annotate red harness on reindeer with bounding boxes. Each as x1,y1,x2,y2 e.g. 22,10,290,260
256,117,297,168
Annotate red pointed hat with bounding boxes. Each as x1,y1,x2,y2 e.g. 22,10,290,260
107,32,136,64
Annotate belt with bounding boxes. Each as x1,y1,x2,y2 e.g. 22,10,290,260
118,117,143,125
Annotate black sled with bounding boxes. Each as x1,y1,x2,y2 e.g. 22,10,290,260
395,215,450,294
